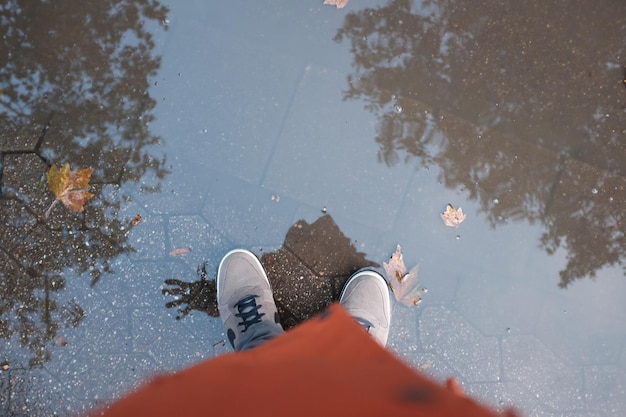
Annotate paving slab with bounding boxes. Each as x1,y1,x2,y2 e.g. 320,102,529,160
419,306,501,383
585,364,626,415
201,175,299,249
167,214,230,272
149,6,303,184
502,334,585,412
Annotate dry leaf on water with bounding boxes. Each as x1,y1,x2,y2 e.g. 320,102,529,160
323,0,349,8
53,334,68,347
170,247,192,256
45,163,94,218
131,214,142,227
383,245,422,307
440,204,466,228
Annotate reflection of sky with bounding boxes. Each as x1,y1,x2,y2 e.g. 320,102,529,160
1,1,624,415
143,2,625,414
1,73,51,118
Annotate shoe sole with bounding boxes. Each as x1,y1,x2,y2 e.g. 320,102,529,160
217,249,272,301
339,269,392,311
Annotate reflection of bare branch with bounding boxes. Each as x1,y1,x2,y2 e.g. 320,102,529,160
0,0,169,366
336,0,626,286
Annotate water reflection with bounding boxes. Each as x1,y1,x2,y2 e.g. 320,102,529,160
163,214,378,329
0,0,169,365
335,0,626,287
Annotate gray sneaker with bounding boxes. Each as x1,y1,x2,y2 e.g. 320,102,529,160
339,269,392,346
217,249,283,351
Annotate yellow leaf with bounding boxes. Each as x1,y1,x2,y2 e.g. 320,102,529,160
45,163,94,217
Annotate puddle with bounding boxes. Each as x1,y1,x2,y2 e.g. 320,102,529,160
1,0,625,416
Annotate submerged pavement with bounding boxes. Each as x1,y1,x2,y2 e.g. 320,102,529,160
1,1,626,416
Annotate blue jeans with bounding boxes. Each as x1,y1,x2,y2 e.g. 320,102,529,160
237,321,284,351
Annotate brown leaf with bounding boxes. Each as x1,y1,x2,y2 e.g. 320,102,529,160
440,203,466,228
131,214,142,227
45,163,94,217
53,334,68,347
170,247,192,256
323,0,349,8
383,245,422,307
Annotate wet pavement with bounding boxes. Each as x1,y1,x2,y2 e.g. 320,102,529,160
1,0,625,416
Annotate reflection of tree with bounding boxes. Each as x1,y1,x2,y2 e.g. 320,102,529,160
163,215,379,329
0,1,169,365
335,0,626,287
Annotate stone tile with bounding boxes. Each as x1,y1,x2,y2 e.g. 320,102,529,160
73,301,133,355
197,0,353,73
262,64,415,231
464,380,544,417
167,215,230,272
0,115,47,152
410,351,460,386
50,351,156,403
455,269,546,336
126,157,213,216
1,153,49,215
201,175,299,248
419,305,500,382
1,366,84,417
534,297,624,367
95,260,189,310
84,184,162,258
0,368,8,416
126,214,168,261
584,365,626,416
502,335,585,412
149,13,302,183
131,308,213,371
387,307,421,368
1,367,34,416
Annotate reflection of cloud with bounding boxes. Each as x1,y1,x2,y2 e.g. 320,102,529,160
335,0,626,287
0,1,169,365
163,214,378,329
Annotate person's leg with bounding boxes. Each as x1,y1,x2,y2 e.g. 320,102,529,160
217,249,284,350
339,269,392,346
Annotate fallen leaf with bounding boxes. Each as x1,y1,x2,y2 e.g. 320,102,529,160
45,163,94,217
383,245,422,307
131,214,142,227
53,334,68,347
170,247,192,256
440,204,466,228
323,0,349,8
